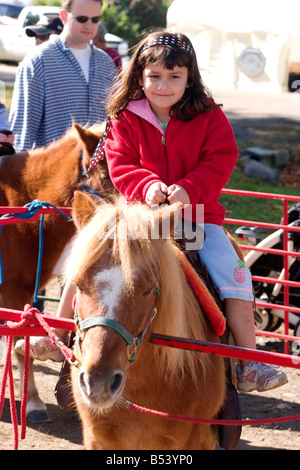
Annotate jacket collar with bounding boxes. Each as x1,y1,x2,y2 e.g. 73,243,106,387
126,98,164,135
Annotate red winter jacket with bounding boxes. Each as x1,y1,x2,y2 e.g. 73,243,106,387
105,98,239,225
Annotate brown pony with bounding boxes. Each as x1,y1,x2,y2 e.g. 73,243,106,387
66,192,226,450
0,123,115,422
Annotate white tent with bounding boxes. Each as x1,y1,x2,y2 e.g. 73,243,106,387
167,0,300,93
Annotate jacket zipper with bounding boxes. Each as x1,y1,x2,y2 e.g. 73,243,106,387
160,132,168,184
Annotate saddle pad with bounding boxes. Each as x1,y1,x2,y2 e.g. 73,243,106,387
175,248,226,336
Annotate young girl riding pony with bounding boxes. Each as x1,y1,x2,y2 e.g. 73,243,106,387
17,30,287,393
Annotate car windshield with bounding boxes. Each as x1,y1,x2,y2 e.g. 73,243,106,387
0,4,22,19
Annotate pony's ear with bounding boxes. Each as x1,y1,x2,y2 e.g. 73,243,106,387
72,191,99,230
73,123,105,159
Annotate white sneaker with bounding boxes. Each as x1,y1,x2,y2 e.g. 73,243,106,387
15,336,64,362
237,361,288,392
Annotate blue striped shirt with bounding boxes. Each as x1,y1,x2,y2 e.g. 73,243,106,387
9,35,117,151
0,103,10,130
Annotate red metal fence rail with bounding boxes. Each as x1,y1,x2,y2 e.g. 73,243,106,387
222,188,300,354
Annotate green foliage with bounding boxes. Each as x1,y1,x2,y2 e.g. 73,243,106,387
102,0,168,49
32,0,62,5
101,3,140,49
220,166,300,233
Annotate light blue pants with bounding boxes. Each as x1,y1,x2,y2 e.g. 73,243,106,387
198,224,254,301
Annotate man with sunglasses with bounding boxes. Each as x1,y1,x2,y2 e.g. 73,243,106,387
10,0,117,152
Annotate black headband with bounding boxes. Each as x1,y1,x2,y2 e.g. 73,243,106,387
139,34,195,56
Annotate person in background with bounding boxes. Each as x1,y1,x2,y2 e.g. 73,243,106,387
93,22,122,73
25,15,64,46
9,0,117,152
0,102,14,156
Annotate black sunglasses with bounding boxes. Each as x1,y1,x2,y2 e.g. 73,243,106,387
71,13,101,24
36,34,50,41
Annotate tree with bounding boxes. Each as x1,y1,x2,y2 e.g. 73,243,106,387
102,0,169,48
101,2,139,49
130,0,168,33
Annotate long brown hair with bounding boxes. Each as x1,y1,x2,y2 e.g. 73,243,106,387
107,30,221,121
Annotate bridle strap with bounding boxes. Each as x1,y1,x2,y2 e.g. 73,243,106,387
80,316,136,347
75,292,159,363
78,307,157,364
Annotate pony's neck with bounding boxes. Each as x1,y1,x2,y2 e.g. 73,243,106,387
26,133,83,206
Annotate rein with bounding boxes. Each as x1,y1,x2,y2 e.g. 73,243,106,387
74,287,159,364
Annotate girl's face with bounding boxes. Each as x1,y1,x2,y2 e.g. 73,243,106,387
139,62,189,122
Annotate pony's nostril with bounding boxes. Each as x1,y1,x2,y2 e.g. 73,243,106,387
109,372,124,395
79,371,92,396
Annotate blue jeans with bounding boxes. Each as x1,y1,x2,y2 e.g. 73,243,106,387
198,224,253,301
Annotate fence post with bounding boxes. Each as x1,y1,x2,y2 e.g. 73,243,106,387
282,199,290,354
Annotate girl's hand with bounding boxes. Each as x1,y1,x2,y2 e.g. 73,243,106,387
167,184,190,205
146,182,168,205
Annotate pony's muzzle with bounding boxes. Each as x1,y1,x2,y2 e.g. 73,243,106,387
78,368,125,408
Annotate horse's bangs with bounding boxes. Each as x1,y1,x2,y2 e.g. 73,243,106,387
64,205,115,283
64,202,156,290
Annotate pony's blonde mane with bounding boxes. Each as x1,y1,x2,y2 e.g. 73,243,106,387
65,201,210,381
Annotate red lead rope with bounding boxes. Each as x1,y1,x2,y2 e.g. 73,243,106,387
0,336,19,450
0,304,77,450
119,397,300,427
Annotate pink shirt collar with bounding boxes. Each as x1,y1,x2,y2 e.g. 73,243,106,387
126,98,164,134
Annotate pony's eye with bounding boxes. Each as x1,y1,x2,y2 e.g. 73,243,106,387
143,288,152,297
76,284,84,293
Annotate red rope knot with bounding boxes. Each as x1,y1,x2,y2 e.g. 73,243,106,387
6,304,41,330
19,304,79,367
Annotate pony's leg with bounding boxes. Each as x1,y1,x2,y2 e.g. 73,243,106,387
1,284,51,423
15,350,51,423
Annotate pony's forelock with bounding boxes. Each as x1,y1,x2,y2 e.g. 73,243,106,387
64,202,153,288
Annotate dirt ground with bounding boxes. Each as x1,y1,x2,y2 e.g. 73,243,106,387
1,90,300,451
